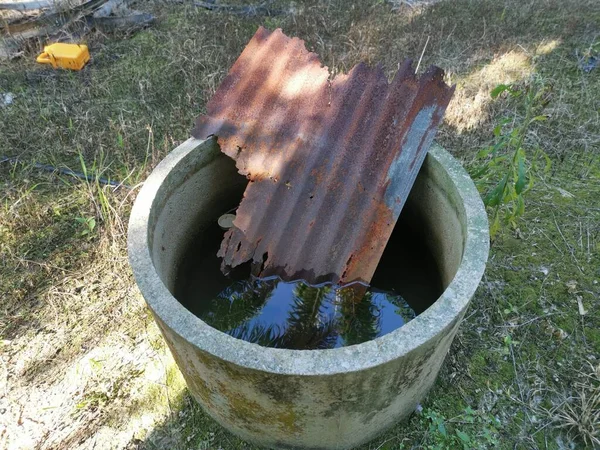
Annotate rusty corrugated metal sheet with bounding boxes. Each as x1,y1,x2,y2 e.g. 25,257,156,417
192,27,454,286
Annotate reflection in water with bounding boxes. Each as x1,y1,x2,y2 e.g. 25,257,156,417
193,278,416,349
174,205,443,350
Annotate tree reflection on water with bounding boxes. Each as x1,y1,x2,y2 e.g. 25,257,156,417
197,278,416,350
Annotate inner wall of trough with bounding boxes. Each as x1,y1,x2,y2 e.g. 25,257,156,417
150,145,465,305
150,140,248,293
408,153,466,289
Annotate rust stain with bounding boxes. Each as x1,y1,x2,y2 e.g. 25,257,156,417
192,27,454,286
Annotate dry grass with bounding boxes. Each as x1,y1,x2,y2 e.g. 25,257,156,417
1,0,599,448
548,362,600,448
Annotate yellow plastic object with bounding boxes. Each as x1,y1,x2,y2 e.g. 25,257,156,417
36,43,90,71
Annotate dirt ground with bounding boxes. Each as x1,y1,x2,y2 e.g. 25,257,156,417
1,0,599,449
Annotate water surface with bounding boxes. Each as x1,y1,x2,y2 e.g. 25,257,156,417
174,206,443,349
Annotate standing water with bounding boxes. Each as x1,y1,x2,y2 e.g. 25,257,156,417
174,206,443,350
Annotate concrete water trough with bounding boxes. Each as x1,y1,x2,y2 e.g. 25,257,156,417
127,137,489,449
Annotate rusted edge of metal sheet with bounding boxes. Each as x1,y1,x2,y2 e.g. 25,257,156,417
193,26,454,286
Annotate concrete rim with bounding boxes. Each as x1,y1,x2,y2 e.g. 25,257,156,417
128,138,489,376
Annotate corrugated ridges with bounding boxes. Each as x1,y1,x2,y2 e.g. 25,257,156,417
192,26,454,285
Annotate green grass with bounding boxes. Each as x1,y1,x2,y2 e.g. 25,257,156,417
1,0,599,448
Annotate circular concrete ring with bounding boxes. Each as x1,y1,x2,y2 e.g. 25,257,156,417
128,137,489,449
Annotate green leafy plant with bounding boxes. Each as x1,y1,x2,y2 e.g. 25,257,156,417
422,406,501,449
426,409,449,441
503,301,519,316
502,334,519,355
471,77,552,238
75,216,96,236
